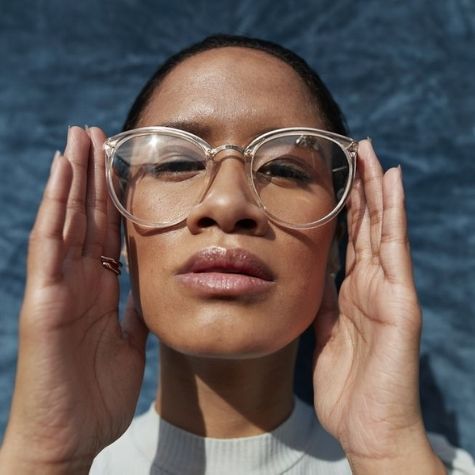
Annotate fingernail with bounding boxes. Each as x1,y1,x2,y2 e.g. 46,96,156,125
52,150,61,171
65,127,76,157
366,136,372,143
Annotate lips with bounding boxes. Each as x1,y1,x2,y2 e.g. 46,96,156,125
175,247,275,297
179,247,274,280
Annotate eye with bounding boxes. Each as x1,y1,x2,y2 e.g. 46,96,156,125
142,156,206,181
256,158,312,184
114,156,130,178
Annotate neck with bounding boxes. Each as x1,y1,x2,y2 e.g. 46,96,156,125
155,340,299,438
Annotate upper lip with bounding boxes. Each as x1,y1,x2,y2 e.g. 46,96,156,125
177,247,275,281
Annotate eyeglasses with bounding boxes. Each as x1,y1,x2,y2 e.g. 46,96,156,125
103,126,358,230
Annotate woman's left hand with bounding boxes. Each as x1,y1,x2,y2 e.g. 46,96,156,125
311,140,445,474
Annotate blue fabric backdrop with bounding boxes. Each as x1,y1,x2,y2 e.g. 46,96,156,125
0,0,474,457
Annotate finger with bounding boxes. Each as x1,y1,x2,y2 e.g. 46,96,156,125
380,166,413,284
345,186,356,273
347,174,372,262
104,191,121,259
103,136,122,260
63,126,91,259
28,151,73,285
313,274,339,353
121,292,148,354
82,127,108,259
358,139,384,256
344,231,356,275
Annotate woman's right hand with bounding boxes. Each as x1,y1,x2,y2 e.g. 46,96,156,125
0,127,149,474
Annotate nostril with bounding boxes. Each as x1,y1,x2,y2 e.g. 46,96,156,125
197,217,216,228
237,218,257,230
196,217,257,231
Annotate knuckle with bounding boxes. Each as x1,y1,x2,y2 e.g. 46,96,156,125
363,174,380,186
67,197,85,212
29,228,58,244
86,195,108,212
43,190,68,206
369,207,383,223
67,152,89,170
381,233,408,245
28,230,41,244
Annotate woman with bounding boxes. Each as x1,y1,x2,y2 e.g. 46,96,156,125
0,35,473,474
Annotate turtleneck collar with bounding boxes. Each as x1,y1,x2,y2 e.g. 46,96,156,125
130,396,320,474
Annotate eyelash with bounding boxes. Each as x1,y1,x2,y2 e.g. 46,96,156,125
256,159,312,184
142,157,206,180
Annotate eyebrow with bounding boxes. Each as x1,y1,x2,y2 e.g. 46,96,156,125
153,120,283,141
154,120,212,138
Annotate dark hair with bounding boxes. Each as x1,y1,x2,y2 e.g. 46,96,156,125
122,34,348,135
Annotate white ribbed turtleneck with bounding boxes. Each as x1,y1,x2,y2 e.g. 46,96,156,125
90,396,473,474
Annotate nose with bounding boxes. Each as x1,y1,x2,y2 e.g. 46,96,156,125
186,155,270,235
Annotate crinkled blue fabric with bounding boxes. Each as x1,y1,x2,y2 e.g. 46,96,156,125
0,0,474,457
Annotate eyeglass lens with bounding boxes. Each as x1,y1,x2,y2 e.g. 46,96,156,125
109,132,350,227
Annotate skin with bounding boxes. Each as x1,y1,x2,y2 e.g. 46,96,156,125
129,48,335,437
0,47,446,474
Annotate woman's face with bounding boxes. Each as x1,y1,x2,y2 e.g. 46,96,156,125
126,47,336,358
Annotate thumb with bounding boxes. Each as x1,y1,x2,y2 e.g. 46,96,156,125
313,273,339,354
121,292,149,353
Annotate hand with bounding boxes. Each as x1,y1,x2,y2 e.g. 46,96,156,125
0,127,148,473
312,140,444,473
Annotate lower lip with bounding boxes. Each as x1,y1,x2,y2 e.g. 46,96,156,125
175,272,274,297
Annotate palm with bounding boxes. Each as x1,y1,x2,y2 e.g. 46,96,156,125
8,127,148,464
312,141,422,458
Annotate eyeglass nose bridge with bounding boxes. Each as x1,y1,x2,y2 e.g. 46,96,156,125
208,144,250,161
201,143,258,210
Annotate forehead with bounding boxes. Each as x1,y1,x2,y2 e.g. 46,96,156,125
138,47,325,143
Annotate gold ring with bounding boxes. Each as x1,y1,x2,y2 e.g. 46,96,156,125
100,255,122,275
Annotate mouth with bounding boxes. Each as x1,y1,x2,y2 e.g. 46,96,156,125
175,247,275,297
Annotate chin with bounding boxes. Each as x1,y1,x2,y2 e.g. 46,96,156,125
167,341,284,360
142,297,315,360
153,319,300,360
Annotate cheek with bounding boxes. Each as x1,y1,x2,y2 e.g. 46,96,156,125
125,229,173,321
275,230,333,322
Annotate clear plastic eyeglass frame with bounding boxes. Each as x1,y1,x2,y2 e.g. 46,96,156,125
103,126,358,230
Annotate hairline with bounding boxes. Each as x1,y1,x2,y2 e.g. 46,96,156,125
122,35,348,135
136,46,326,130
